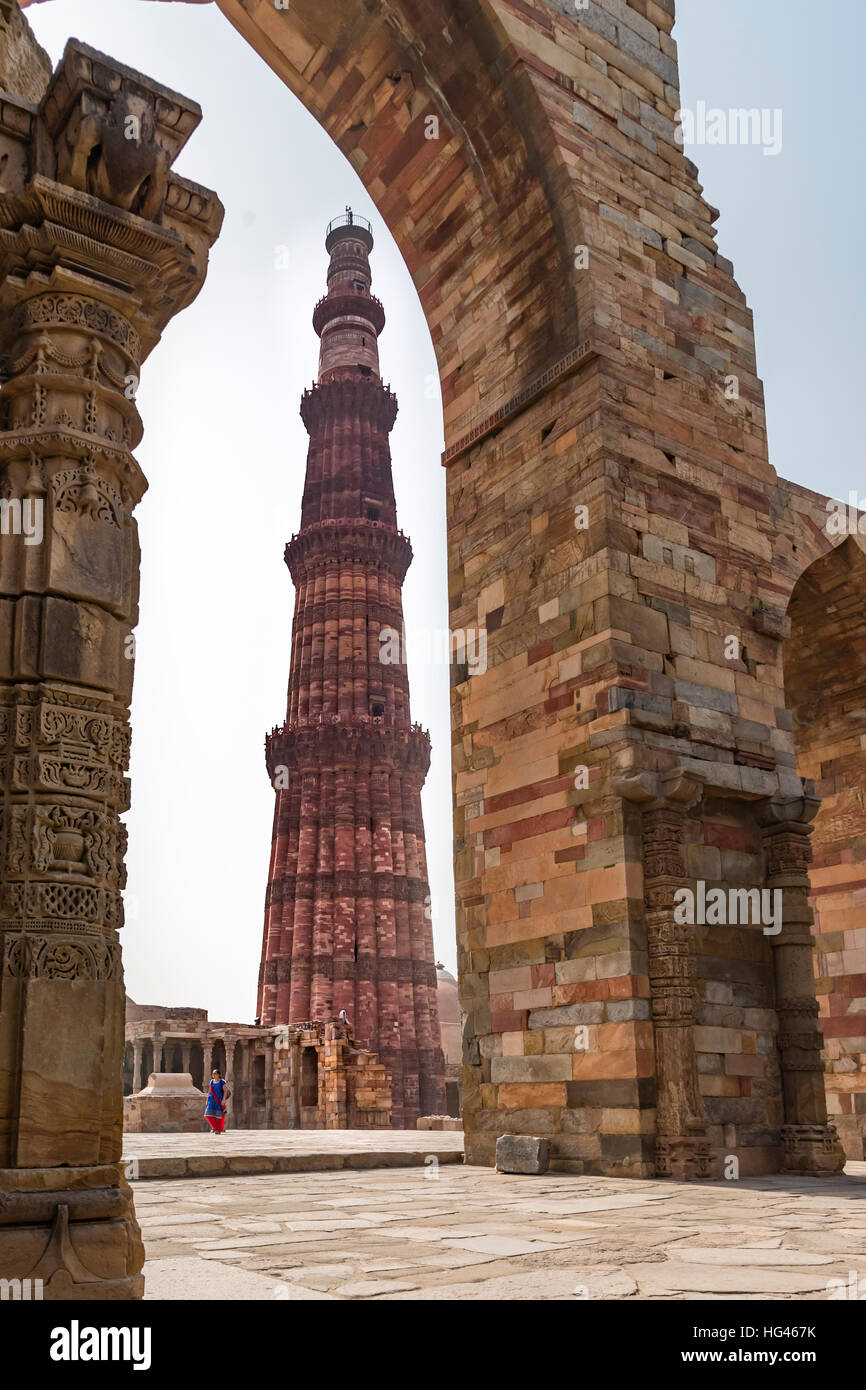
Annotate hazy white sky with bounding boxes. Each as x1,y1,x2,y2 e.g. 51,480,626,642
23,0,865,1024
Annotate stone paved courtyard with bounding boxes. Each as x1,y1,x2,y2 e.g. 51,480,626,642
123,1128,463,1178
136,1150,866,1301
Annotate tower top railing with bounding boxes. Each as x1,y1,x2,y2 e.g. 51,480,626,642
326,211,372,237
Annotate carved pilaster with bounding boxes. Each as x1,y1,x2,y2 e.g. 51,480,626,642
759,795,845,1175
0,39,222,1297
617,769,716,1180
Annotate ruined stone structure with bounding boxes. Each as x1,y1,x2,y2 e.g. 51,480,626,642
123,1000,392,1131
436,964,462,1117
124,999,277,1129
2,0,863,1300
259,213,445,1128
270,1017,392,1130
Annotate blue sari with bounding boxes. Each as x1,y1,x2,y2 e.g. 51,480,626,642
205,1078,226,1116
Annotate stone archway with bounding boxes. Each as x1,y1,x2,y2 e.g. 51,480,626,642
3,0,855,1300
785,536,866,1160
23,0,587,418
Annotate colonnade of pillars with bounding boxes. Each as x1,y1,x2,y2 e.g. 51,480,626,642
124,1036,274,1127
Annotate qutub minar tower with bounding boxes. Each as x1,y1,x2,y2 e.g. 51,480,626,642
258,211,446,1127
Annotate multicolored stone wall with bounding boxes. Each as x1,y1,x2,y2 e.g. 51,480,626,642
688,806,782,1174
786,543,866,1160
270,1019,392,1130
445,0,849,1177
8,0,862,1215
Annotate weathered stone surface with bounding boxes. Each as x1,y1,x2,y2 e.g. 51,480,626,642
495,1134,550,1175
134,1159,866,1301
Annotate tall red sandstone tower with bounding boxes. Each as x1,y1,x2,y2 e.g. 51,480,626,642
258,212,446,1127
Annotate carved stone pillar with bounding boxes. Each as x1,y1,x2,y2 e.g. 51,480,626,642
620,770,715,1180
151,1038,163,1077
202,1041,213,1085
224,1036,236,1087
181,1043,191,1077
288,1037,300,1130
131,1042,142,1094
264,1040,274,1127
0,41,222,1297
759,796,845,1174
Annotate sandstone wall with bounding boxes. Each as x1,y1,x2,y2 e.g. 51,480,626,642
0,1,51,102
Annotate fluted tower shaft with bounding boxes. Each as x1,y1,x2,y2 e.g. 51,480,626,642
258,213,446,1127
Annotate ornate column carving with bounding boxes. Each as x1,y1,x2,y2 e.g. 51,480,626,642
759,795,845,1174
0,41,222,1298
151,1038,163,1077
264,1040,274,1126
131,1042,142,1094
617,769,716,1180
202,1041,213,1085
223,1035,236,1087
181,1043,191,1077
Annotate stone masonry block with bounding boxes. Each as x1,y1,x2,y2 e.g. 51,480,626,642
495,1134,550,1175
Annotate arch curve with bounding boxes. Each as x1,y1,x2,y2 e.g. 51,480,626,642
20,0,586,440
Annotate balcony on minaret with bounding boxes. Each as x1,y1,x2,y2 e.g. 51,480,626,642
316,211,383,380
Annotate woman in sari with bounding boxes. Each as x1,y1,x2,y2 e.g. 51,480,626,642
205,1068,230,1134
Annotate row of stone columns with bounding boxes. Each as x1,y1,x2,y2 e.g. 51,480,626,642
128,1035,252,1093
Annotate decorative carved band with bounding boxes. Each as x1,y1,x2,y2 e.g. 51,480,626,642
267,870,429,906
266,718,430,780
10,294,141,362
313,292,385,337
285,517,412,584
300,374,398,434
441,340,598,465
2,932,120,980
263,955,437,987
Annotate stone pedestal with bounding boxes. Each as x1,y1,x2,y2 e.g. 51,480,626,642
123,1073,205,1134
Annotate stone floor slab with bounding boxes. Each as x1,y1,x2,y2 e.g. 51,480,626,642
135,1161,866,1300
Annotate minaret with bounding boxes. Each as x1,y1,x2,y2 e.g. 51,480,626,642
259,210,446,1127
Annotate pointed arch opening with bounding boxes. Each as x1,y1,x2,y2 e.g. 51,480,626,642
785,536,866,1160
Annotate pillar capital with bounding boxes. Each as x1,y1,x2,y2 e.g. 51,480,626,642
613,767,705,814
756,791,821,833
